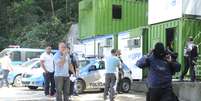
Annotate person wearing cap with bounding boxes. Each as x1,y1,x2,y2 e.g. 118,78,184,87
180,36,198,81
136,42,180,101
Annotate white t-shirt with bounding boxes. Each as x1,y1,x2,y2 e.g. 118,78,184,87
40,52,54,73
0,56,12,70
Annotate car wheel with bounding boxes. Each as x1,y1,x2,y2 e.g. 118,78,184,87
13,75,22,87
28,86,38,90
77,79,85,94
120,79,131,93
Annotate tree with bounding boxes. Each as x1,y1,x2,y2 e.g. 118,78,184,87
0,0,80,50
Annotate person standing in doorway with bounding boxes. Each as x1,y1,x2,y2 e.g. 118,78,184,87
104,49,120,101
53,42,75,101
0,53,13,88
180,36,198,81
40,46,55,96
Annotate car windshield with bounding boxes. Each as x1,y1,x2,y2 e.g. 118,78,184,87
79,60,90,69
21,59,38,67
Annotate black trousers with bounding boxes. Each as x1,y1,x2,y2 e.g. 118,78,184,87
43,72,56,95
180,56,196,81
70,81,74,95
147,88,178,101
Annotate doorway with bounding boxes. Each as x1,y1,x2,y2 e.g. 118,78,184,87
166,28,176,52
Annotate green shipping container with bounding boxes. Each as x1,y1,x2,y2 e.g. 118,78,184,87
79,0,148,39
148,18,201,77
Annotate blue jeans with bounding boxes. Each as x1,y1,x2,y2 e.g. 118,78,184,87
2,69,9,87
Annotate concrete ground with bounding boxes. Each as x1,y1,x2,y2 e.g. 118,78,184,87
0,87,146,101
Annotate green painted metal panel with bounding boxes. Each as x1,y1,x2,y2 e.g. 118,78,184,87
148,20,180,50
79,0,148,39
181,19,201,77
148,19,181,78
148,18,201,77
79,0,95,39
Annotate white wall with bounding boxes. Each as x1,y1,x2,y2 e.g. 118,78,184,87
118,32,143,80
183,0,201,16
149,0,182,24
149,0,201,24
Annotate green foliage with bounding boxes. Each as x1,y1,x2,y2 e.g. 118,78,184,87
0,0,80,50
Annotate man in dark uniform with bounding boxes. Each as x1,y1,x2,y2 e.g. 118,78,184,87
136,42,180,101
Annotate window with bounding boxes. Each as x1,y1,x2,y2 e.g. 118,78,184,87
33,63,40,69
98,61,105,69
112,5,122,19
127,38,141,48
79,60,90,69
25,52,42,60
11,51,21,61
134,39,140,47
105,38,113,47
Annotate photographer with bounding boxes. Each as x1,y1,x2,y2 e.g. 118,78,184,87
136,42,180,101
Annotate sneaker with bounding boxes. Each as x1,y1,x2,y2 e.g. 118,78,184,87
73,93,78,96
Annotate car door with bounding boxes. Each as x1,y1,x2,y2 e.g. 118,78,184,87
84,61,104,89
96,61,106,88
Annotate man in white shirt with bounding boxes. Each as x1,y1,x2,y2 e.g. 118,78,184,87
180,36,197,81
0,53,13,88
40,46,55,96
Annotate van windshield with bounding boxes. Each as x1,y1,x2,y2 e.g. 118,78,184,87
0,49,9,58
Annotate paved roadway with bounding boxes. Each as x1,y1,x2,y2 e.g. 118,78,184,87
0,87,146,101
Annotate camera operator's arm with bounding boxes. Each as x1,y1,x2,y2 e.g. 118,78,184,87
136,55,149,69
170,61,181,73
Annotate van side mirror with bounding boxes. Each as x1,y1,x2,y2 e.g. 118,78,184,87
89,65,96,72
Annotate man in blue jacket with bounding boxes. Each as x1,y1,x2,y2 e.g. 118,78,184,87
136,42,180,101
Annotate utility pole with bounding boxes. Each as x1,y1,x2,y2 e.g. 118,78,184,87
66,0,68,18
50,0,55,17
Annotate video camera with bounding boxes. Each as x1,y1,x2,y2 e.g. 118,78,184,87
165,49,178,61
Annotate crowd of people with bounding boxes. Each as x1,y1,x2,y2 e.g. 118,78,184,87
0,36,199,101
40,42,79,101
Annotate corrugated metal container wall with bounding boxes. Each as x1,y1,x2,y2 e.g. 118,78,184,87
94,0,148,35
79,0,95,39
148,20,181,77
148,18,201,77
79,0,148,39
148,20,180,50
181,19,201,76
